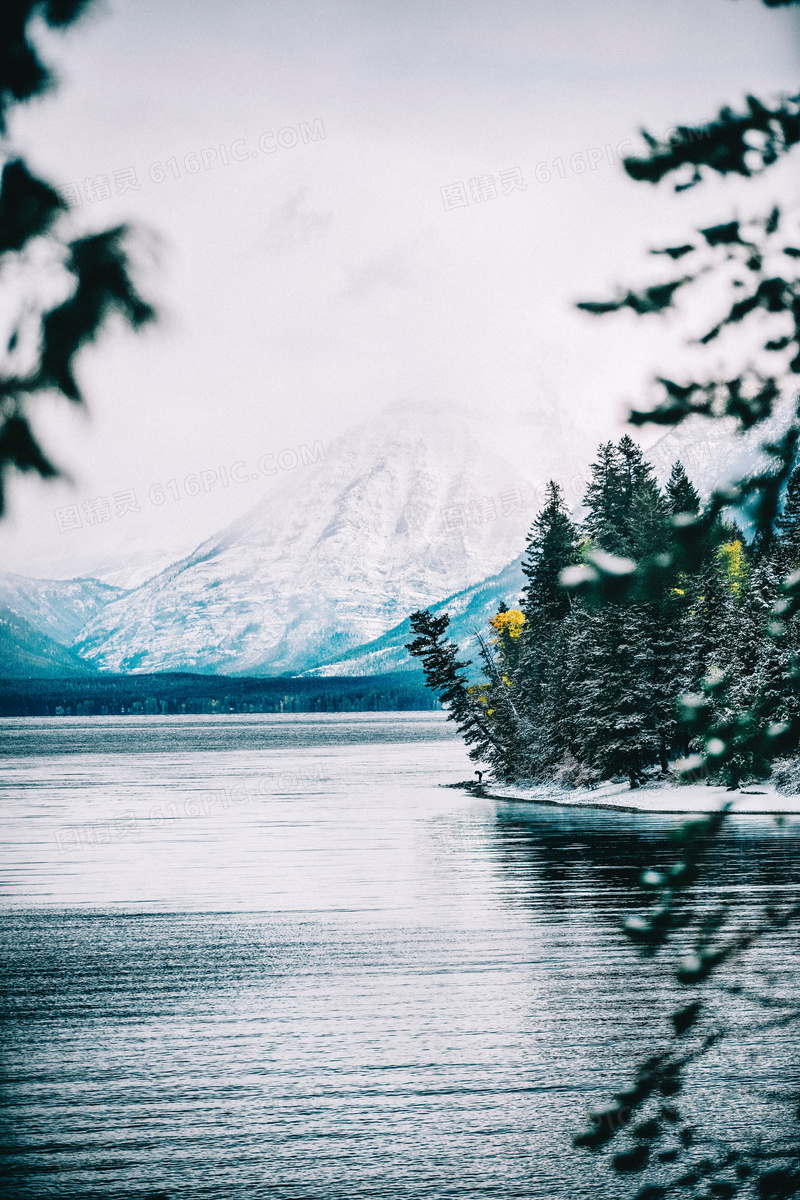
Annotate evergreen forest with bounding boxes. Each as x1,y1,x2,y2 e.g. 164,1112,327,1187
408,434,800,791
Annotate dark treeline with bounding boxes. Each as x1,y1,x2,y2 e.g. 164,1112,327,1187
409,435,800,788
0,672,438,717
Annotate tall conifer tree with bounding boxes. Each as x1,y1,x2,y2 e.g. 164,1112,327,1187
665,460,701,516
516,482,580,773
583,442,624,552
520,482,579,623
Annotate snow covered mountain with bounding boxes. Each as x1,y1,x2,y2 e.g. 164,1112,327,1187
0,608,96,677
645,394,799,500
0,573,122,677
7,400,800,686
303,555,526,677
73,406,540,675
0,573,124,649
11,400,791,681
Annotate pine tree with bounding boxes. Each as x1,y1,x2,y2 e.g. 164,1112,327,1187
617,435,656,504
681,524,740,680
515,482,580,775
406,609,506,770
767,466,800,734
583,442,625,552
665,460,701,516
583,436,659,556
664,461,706,755
629,474,684,771
725,554,772,718
569,599,657,788
773,464,800,578
474,611,533,778
627,475,670,558
729,480,800,755
407,436,800,790
578,468,677,780
520,481,579,623
538,613,584,779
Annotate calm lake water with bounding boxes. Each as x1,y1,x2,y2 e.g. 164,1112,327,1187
1,713,798,1199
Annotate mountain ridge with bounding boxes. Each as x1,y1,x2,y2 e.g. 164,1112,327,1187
71,407,540,675
6,401,794,680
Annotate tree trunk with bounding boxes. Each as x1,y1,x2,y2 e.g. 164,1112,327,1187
659,732,668,776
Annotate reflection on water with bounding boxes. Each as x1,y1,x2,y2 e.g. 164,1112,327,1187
1,714,797,1198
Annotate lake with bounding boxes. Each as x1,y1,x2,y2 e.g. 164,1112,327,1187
1,713,798,1199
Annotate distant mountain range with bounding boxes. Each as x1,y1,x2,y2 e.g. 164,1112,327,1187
305,555,526,677
0,574,122,678
0,573,123,646
644,396,798,503
1,399,795,679
1,407,537,677
0,608,93,677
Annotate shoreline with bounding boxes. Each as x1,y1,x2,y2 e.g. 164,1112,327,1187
454,778,800,816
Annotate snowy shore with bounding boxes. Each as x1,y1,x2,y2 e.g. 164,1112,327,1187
482,778,800,815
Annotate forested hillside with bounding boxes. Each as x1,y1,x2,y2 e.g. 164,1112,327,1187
408,435,800,788
0,672,438,717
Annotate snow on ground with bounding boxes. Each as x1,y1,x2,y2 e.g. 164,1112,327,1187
485,778,800,814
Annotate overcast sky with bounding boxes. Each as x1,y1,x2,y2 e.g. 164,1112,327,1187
1,0,798,579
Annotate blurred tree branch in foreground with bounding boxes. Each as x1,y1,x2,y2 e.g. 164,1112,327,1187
567,3,800,1198
0,1,155,515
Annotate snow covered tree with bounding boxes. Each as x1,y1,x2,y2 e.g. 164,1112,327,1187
406,608,517,776
665,460,701,516
626,477,675,771
583,442,626,553
579,450,686,777
773,464,800,577
583,436,660,556
568,598,657,787
488,602,526,675
569,8,800,1195
515,482,580,775
521,481,580,623
536,612,585,780
726,477,800,749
